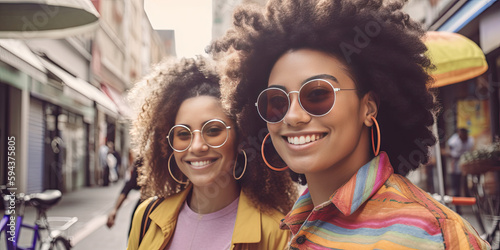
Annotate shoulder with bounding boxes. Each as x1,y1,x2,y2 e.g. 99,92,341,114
128,197,157,250
381,175,452,226
385,175,488,248
259,208,290,249
260,207,286,226
235,191,290,246
133,197,156,220
439,217,490,249
238,191,285,226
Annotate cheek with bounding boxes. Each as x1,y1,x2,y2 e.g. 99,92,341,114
173,153,185,169
219,140,238,168
267,123,280,134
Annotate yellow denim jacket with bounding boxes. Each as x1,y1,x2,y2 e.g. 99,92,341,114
127,185,289,250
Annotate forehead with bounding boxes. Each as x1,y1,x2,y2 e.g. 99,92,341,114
268,49,355,89
175,95,231,126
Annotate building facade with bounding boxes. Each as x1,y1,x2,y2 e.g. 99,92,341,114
0,0,169,194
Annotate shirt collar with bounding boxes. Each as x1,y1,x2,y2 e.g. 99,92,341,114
281,152,393,229
331,152,393,215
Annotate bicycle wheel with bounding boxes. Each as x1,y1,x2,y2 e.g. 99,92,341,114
49,236,71,250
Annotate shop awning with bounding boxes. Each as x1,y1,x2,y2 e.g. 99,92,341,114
101,83,133,119
39,57,118,116
423,31,488,88
438,0,496,32
0,39,47,83
0,0,99,39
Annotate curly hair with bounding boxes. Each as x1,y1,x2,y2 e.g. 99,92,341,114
128,56,297,214
210,0,438,179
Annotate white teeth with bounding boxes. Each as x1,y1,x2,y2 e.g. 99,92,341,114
190,160,211,166
287,134,324,145
299,136,305,144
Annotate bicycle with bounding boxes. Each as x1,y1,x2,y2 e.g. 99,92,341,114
0,186,77,250
465,170,500,249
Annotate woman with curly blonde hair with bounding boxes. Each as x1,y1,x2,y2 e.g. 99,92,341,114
210,0,490,249
126,56,297,249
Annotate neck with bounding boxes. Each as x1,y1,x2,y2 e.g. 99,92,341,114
306,167,355,207
188,174,240,214
306,147,372,207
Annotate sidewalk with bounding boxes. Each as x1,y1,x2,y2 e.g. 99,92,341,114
21,180,140,246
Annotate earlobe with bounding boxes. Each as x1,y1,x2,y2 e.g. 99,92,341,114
363,92,379,126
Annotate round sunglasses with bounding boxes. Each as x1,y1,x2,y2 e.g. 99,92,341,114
255,78,356,123
167,119,231,152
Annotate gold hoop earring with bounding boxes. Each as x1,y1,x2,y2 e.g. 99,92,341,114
168,154,189,184
371,116,381,156
261,133,289,171
233,150,247,180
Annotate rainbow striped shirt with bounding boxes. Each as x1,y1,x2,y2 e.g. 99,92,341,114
280,152,490,249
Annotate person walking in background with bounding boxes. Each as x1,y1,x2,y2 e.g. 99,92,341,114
106,141,121,182
210,0,490,248
424,145,438,194
126,56,297,249
447,128,474,196
99,141,110,186
107,155,142,238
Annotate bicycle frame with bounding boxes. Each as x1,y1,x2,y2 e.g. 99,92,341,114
1,188,74,250
1,205,42,250
0,214,16,249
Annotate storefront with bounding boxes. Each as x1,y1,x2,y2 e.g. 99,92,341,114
433,0,499,142
405,0,500,196
0,39,119,193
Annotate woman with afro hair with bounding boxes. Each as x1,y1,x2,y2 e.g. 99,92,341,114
126,56,297,249
210,0,489,249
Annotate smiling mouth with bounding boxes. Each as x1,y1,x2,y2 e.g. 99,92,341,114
188,160,216,167
285,133,326,145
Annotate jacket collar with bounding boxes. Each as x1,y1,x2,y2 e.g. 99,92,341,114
331,152,393,215
231,190,261,244
149,185,262,245
150,185,192,236
282,152,393,229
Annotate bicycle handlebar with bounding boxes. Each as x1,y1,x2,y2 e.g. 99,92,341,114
450,197,476,206
431,193,476,206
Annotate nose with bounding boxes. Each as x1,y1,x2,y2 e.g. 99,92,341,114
283,92,311,126
189,131,209,152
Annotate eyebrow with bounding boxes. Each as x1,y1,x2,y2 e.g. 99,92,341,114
268,74,340,91
267,84,287,91
304,74,339,84
177,119,222,129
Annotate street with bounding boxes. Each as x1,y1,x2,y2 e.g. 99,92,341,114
71,188,140,250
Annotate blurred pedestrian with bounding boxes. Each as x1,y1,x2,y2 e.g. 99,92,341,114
210,0,490,248
106,141,121,182
99,141,110,186
424,145,437,194
107,155,142,238
447,128,474,196
126,56,296,249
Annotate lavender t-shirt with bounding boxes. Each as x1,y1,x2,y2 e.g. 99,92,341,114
167,197,239,250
